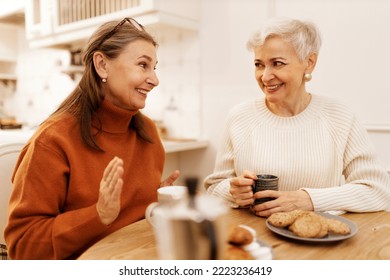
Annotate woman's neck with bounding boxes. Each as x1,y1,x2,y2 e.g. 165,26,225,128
266,92,312,117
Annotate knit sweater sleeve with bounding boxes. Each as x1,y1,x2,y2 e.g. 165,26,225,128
203,102,255,208
5,136,109,260
303,110,390,212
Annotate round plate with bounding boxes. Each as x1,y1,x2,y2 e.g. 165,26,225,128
266,212,358,242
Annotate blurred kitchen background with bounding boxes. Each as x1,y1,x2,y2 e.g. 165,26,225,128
0,0,389,185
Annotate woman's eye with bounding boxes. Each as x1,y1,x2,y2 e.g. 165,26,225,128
274,61,286,67
254,62,263,68
139,62,147,68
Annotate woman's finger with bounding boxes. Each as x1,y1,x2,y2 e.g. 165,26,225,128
107,166,124,195
102,157,119,181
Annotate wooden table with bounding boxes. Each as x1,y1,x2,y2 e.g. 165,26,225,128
78,209,390,260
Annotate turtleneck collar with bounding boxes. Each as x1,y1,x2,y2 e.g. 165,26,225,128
92,98,138,133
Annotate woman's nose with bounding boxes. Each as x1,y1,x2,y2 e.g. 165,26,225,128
261,67,274,83
147,71,159,87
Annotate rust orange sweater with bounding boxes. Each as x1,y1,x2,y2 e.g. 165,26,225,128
5,99,165,259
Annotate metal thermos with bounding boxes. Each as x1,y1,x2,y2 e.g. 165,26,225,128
151,178,228,260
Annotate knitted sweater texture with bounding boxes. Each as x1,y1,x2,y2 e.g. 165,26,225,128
204,94,390,212
5,99,165,259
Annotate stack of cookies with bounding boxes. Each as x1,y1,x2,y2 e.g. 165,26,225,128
268,210,351,238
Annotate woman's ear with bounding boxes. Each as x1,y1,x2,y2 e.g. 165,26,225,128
93,51,108,79
305,53,318,73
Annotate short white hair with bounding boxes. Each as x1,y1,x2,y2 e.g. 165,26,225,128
247,17,322,61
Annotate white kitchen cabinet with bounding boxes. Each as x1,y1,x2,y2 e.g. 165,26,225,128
24,0,200,48
0,23,19,81
24,0,53,42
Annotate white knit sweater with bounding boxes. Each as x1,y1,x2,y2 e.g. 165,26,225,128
204,94,390,212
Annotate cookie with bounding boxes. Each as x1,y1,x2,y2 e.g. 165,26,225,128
228,225,254,246
288,214,323,238
267,212,296,227
326,218,351,235
315,215,329,238
268,209,307,227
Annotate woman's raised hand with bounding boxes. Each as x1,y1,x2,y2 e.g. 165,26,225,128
97,157,124,225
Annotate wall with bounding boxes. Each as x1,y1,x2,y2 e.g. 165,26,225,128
188,0,390,189
142,26,201,140
0,24,76,127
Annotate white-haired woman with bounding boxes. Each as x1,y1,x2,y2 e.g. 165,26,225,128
204,18,390,217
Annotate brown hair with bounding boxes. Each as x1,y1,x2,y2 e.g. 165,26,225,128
52,20,158,151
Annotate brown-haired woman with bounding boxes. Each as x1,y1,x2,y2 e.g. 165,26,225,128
5,18,179,260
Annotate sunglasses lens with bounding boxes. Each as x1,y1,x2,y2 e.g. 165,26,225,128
128,18,144,31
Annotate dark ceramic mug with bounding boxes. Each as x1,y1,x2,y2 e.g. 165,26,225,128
252,174,279,205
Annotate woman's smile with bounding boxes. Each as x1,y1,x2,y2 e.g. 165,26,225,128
264,83,284,92
135,88,149,97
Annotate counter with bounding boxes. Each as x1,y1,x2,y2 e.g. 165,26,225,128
163,139,208,153
0,128,209,154
0,128,209,186
0,127,35,144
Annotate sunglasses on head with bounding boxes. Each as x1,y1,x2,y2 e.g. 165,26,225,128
97,17,144,48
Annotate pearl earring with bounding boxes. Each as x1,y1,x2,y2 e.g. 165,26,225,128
102,78,107,83
304,73,312,82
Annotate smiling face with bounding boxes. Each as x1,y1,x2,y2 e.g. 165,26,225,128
254,36,312,106
101,39,159,111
